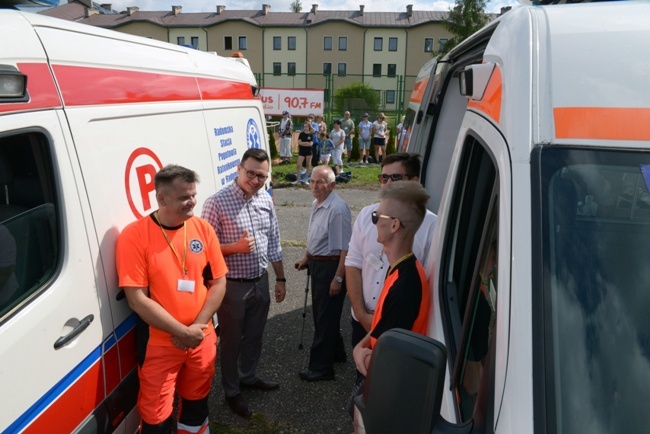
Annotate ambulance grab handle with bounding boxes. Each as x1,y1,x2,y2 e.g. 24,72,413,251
53,314,95,350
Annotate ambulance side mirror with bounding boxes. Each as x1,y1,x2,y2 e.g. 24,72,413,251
459,63,495,101
355,329,468,434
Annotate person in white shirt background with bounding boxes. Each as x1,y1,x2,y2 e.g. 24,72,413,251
345,153,437,382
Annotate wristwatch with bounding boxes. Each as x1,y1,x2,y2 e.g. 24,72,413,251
335,276,344,283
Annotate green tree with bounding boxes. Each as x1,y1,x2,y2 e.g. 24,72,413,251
333,82,380,117
290,0,302,12
441,0,489,55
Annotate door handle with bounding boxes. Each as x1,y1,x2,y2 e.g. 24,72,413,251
54,314,94,349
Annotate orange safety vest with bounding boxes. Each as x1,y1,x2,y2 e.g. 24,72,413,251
370,254,430,348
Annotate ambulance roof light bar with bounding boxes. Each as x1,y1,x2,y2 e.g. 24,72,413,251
0,65,28,102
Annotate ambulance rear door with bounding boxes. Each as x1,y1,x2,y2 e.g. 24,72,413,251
186,49,270,192
403,57,439,155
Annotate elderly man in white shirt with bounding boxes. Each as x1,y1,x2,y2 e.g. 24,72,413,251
295,165,352,382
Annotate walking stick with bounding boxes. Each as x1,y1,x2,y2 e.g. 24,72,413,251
298,266,310,350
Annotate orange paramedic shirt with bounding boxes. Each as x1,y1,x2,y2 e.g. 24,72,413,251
116,214,228,346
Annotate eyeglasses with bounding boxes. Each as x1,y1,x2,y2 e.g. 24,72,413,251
377,173,411,184
371,211,404,228
241,166,268,182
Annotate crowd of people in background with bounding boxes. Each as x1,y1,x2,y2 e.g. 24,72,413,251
278,110,400,183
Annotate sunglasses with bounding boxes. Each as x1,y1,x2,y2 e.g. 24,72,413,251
371,211,404,228
377,173,411,184
241,166,268,182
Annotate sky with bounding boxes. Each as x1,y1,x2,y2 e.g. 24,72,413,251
95,0,519,15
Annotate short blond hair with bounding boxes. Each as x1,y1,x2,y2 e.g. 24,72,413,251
379,182,429,232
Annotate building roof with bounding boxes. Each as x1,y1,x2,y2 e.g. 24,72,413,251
38,0,87,21
40,1,450,29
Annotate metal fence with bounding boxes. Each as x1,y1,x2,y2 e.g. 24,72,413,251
257,72,418,127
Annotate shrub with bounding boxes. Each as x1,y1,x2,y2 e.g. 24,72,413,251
333,82,380,115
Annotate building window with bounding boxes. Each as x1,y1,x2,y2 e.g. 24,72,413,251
373,64,381,77
389,37,398,51
387,64,397,77
338,63,347,76
324,36,332,50
339,36,347,51
224,36,232,50
238,36,247,50
323,63,332,75
273,36,281,50
288,62,296,76
273,62,281,76
386,90,396,104
191,36,198,49
288,36,296,50
177,36,185,46
424,38,433,52
439,38,449,52
374,37,383,51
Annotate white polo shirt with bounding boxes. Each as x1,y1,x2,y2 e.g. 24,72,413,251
345,202,437,320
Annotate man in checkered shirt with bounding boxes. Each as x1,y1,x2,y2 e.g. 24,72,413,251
201,148,287,419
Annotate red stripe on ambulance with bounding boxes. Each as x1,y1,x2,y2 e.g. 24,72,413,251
24,361,104,433
0,63,255,116
0,63,61,114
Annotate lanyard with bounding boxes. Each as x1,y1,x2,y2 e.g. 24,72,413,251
154,212,187,276
386,252,413,280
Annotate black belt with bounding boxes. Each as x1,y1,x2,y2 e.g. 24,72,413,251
307,254,341,261
226,275,263,283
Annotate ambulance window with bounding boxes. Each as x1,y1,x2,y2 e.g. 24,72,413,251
0,132,58,321
441,135,498,424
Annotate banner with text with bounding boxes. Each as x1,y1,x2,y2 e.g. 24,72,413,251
260,88,324,117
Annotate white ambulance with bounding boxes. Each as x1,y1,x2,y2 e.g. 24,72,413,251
358,1,650,433
397,56,439,154
0,9,269,433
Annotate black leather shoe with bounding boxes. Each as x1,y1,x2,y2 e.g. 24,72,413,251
299,368,335,382
241,378,280,391
226,394,252,419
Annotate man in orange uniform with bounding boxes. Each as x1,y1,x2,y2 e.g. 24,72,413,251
116,165,228,434
352,181,431,374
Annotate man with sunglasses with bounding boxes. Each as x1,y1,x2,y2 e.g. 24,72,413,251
345,153,437,376
201,148,287,419
350,181,432,432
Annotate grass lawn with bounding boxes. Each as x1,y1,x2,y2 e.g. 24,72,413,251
270,156,382,189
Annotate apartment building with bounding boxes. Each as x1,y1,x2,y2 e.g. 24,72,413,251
40,1,452,80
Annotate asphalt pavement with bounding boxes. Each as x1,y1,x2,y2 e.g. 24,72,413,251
208,186,381,433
